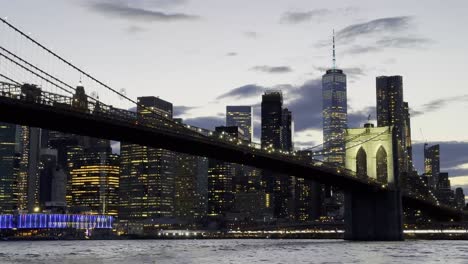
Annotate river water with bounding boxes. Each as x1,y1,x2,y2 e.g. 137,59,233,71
0,239,467,264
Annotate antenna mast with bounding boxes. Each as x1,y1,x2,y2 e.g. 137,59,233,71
332,29,336,70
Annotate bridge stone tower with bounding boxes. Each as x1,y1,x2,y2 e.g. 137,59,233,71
343,124,403,241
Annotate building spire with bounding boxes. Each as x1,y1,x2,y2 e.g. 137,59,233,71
332,29,336,70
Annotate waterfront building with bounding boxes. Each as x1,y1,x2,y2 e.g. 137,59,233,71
207,126,242,217
119,96,176,222
69,143,119,216
0,122,19,213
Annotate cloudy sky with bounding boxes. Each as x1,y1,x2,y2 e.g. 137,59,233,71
1,0,468,194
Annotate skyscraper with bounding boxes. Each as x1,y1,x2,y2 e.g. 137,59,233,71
261,91,283,150
0,122,19,213
119,96,176,222
207,126,242,217
281,108,293,151
322,33,347,166
455,188,465,209
424,144,440,189
376,75,411,174
226,106,253,142
69,144,120,216
261,91,294,219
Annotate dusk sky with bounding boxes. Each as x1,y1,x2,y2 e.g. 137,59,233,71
1,0,468,194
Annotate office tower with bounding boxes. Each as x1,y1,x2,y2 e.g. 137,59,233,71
403,102,413,168
17,126,41,212
261,91,283,150
38,149,67,211
322,33,347,166
281,108,293,151
119,96,176,222
226,106,253,142
207,126,242,217
434,172,454,206
69,142,119,216
174,154,206,221
0,122,20,213
424,144,440,189
455,188,465,209
376,75,411,174
261,91,294,219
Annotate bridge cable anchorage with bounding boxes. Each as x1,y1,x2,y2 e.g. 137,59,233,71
0,17,174,125
0,51,73,95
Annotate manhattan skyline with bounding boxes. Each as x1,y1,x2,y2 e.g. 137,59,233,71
1,0,467,194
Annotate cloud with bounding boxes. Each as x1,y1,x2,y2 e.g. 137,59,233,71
376,37,433,48
280,9,331,24
174,105,197,117
250,65,293,74
281,7,357,24
216,84,266,100
226,52,238,56
126,25,147,34
413,94,468,116
313,67,366,79
337,16,412,42
184,116,224,130
343,37,433,55
348,106,376,128
88,1,199,22
244,31,259,39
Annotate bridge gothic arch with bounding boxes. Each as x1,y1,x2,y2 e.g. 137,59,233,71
376,145,388,183
356,147,367,179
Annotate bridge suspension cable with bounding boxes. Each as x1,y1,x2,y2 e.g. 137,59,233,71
0,17,164,120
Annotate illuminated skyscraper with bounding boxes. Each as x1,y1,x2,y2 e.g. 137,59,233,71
207,126,242,217
17,126,41,212
424,144,440,189
282,108,293,151
119,96,176,221
226,106,253,142
0,122,20,213
261,91,294,219
322,33,347,166
376,76,412,174
69,146,120,216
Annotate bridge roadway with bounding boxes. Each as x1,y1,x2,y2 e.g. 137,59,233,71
0,83,463,220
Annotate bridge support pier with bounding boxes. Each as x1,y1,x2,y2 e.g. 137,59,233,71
344,189,403,241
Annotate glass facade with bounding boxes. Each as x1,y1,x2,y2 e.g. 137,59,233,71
322,69,347,166
0,122,19,214
69,151,120,216
226,106,253,142
261,91,283,150
424,144,440,189
119,96,176,221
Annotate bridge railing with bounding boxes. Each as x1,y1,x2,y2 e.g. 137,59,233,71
0,82,396,191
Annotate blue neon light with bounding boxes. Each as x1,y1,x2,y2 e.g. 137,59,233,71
0,214,113,230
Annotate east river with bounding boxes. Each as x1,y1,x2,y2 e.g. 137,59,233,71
1,239,468,263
